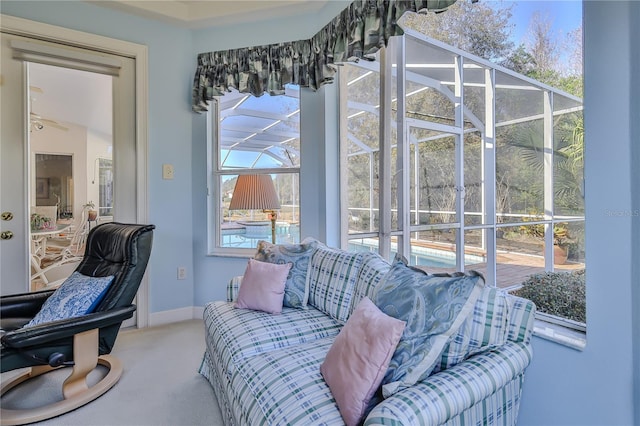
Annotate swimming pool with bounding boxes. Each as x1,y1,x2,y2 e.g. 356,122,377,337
220,227,485,268
349,240,485,269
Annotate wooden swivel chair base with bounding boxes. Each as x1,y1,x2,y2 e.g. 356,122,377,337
1,329,122,426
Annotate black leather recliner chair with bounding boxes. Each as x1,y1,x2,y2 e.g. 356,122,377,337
0,222,155,425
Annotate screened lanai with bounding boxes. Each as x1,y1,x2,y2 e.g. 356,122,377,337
341,28,584,291
212,25,584,294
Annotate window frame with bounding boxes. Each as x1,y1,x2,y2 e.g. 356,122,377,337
207,96,301,257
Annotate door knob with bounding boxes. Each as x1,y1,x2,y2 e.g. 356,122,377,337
1,231,14,240
1,212,13,221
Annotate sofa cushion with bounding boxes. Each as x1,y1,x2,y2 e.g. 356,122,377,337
307,245,364,322
350,251,391,317
254,238,319,309
235,258,291,314
231,337,345,425
433,286,510,373
203,301,342,376
321,297,405,426
375,255,484,397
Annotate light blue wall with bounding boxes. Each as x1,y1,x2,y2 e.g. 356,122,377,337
1,1,196,314
2,2,638,423
189,1,349,305
517,2,638,425
632,3,640,423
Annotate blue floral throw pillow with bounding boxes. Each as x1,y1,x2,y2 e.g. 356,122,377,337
25,272,115,327
374,255,484,397
254,238,319,309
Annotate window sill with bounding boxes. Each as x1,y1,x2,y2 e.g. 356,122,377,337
207,250,253,259
532,315,586,351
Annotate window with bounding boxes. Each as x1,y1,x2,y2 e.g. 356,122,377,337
98,158,113,216
209,86,301,256
340,34,585,329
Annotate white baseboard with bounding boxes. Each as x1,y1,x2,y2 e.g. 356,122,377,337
148,306,205,327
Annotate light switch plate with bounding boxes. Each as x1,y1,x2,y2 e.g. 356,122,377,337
162,164,174,180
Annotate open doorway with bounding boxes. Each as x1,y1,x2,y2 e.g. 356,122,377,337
28,63,113,291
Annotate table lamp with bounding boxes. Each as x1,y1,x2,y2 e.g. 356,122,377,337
229,174,281,244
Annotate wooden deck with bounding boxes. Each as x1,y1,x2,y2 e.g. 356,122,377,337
419,250,584,289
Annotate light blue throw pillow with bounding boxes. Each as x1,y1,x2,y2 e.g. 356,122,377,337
254,238,319,309
374,255,484,397
25,271,115,327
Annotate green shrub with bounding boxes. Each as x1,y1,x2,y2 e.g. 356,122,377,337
510,269,585,323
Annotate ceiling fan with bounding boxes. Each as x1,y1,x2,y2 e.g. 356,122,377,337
29,86,68,132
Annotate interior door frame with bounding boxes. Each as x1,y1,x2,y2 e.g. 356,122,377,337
1,14,150,328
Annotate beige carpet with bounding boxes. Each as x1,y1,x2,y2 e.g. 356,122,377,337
1,320,223,426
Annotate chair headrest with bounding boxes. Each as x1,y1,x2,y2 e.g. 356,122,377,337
75,222,155,312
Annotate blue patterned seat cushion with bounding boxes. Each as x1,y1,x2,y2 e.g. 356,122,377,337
25,271,114,327
254,238,319,309
374,255,484,397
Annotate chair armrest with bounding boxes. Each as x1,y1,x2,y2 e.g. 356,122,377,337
0,305,136,349
227,276,243,302
0,290,55,318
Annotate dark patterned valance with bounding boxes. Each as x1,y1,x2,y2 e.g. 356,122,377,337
192,0,458,112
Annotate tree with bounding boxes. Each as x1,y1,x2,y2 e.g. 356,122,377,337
565,27,583,78
501,44,537,75
525,11,559,74
399,0,515,62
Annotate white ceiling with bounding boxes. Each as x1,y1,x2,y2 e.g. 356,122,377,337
88,0,333,29
30,63,113,136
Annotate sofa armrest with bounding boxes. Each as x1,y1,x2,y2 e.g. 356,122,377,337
364,341,533,426
227,276,243,302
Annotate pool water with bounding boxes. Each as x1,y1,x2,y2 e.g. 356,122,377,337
349,242,484,269
220,230,483,269
411,254,456,268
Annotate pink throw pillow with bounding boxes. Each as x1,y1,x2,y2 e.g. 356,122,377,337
320,297,406,426
235,258,291,314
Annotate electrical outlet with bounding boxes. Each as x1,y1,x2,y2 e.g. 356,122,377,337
162,164,174,180
177,266,186,280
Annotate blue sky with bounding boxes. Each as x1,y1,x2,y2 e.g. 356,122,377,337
503,0,582,45
488,0,582,69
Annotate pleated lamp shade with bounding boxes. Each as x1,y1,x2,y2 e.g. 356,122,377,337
229,174,281,211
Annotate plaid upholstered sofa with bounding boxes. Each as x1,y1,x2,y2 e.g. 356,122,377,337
199,239,536,425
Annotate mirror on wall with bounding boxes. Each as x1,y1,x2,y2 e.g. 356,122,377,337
34,153,73,218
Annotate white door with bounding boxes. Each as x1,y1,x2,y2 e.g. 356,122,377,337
0,33,138,302
0,33,29,293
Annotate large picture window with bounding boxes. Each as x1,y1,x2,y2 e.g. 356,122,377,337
209,86,301,256
340,32,585,329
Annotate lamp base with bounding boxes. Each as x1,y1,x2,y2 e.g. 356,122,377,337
263,210,277,244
